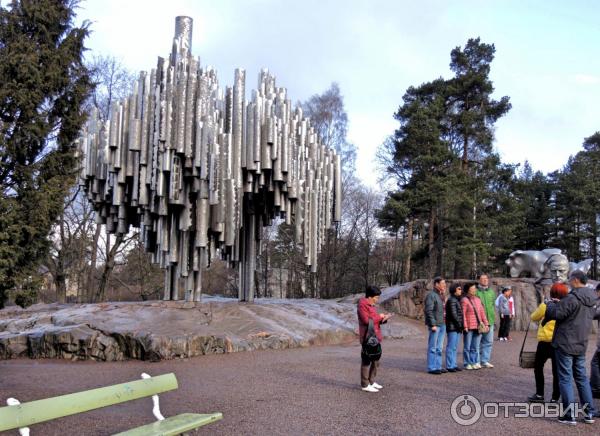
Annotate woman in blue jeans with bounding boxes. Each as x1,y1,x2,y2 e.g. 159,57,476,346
445,283,464,372
461,282,489,370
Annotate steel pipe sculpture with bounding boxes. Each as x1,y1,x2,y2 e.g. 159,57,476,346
78,16,342,302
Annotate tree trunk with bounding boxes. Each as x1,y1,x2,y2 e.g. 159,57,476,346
254,269,260,298
364,235,370,289
96,258,113,303
95,232,123,302
55,210,67,303
461,111,471,171
435,210,444,277
388,229,400,285
472,204,477,278
55,272,66,303
322,231,333,298
264,244,269,298
86,225,101,302
402,219,413,283
278,264,283,298
592,217,598,280
428,210,436,277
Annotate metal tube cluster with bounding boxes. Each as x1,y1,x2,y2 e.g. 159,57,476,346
78,16,342,302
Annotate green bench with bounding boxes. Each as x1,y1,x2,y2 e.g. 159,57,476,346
0,372,222,435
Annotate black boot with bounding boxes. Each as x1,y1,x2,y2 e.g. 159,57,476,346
528,393,544,403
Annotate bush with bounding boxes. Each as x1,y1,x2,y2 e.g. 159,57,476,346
14,289,37,308
13,275,41,308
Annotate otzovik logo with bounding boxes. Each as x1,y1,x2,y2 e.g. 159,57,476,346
450,394,590,425
451,395,482,425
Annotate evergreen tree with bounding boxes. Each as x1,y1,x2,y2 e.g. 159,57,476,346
582,132,600,278
444,38,512,276
552,132,600,278
446,38,512,169
512,163,553,250
378,38,512,279
0,0,93,307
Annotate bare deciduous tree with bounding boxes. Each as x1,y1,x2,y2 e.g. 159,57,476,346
110,233,163,301
85,55,136,302
86,55,137,121
46,187,96,302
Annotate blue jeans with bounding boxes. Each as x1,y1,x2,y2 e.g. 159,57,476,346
427,324,446,371
463,330,481,366
446,331,460,369
555,348,596,417
479,324,494,364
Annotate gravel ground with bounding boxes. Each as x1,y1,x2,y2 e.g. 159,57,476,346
1,321,599,435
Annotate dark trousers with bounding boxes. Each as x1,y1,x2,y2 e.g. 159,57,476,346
535,341,559,399
498,315,511,339
361,352,380,387
591,349,600,395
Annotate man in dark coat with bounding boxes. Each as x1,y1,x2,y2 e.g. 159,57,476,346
424,277,446,374
590,283,600,399
545,270,597,425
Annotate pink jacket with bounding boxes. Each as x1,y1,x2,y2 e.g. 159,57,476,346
461,295,489,330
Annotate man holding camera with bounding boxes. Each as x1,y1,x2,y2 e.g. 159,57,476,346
545,270,597,425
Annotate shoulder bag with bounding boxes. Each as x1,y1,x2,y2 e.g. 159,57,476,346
362,318,382,361
468,297,489,334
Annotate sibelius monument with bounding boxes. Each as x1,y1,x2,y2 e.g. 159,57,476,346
78,17,342,302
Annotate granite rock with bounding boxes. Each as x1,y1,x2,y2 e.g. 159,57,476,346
0,297,420,361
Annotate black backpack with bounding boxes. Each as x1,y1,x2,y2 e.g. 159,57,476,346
362,318,382,361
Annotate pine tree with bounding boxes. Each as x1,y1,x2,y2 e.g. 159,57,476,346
512,163,553,251
552,132,600,278
446,38,512,170
0,0,93,307
378,38,512,279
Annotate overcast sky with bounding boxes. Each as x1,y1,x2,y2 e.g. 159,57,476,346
77,0,600,187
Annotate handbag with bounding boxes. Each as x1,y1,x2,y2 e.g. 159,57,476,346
519,321,536,369
467,297,489,334
361,318,382,361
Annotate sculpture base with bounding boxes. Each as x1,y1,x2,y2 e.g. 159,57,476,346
0,297,420,361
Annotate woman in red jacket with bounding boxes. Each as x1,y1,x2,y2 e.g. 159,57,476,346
461,282,489,370
357,285,392,392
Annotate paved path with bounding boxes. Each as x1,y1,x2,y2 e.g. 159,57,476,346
1,322,598,435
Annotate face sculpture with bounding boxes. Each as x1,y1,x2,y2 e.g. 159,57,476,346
546,254,570,283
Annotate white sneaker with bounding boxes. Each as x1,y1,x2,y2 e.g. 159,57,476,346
372,382,383,389
361,384,379,393
473,363,482,369
482,362,494,368
465,364,474,370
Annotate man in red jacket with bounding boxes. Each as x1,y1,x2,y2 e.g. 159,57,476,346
358,285,392,392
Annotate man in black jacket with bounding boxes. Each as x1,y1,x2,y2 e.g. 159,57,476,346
590,283,600,399
424,277,446,374
545,270,597,425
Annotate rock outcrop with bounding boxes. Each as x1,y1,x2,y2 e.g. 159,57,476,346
0,298,420,362
5,277,589,362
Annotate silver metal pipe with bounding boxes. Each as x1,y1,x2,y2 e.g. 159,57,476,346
78,16,342,302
